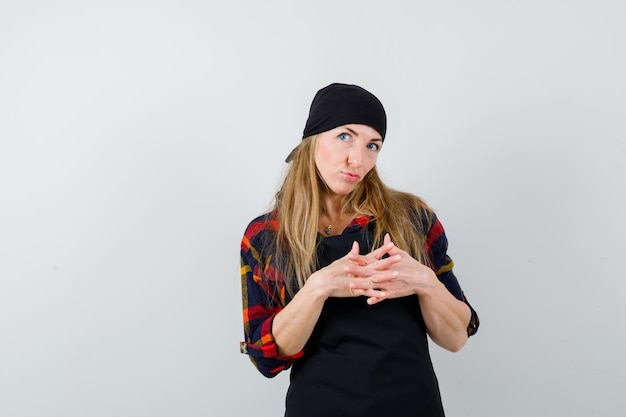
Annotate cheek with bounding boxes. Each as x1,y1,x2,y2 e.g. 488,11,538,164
319,145,334,162
315,143,335,169
364,155,378,173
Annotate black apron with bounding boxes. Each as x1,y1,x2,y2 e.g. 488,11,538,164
285,226,445,417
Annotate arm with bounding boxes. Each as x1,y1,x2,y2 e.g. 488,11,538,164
269,273,328,356
272,241,395,356
240,245,303,378
379,235,474,352
346,217,479,352
241,235,393,376
414,273,472,352
423,215,479,349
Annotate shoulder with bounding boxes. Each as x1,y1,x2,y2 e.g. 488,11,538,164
398,193,450,247
391,190,437,229
241,211,279,253
243,211,278,237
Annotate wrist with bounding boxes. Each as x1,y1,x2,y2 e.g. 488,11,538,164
414,272,442,298
304,271,330,302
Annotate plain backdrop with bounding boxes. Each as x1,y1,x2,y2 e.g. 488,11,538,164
1,1,625,416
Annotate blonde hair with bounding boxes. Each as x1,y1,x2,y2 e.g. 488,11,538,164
273,135,431,296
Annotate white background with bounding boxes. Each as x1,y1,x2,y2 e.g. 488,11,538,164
1,1,625,416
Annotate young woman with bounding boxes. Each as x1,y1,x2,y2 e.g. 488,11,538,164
240,83,479,417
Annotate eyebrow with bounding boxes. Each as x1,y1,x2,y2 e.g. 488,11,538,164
345,127,383,142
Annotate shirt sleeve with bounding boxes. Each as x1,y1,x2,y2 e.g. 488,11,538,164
425,213,480,336
239,223,304,378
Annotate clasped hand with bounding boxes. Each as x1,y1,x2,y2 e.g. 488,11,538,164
317,233,439,305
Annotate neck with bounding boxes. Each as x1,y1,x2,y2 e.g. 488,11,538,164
321,195,344,221
320,194,353,236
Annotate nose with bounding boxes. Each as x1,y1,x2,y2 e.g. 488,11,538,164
347,145,364,167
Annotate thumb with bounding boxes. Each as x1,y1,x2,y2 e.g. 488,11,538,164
351,240,360,255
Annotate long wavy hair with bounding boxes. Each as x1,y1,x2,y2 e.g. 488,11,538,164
273,135,431,296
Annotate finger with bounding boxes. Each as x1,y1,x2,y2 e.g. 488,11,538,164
351,240,360,255
347,241,374,267
346,255,401,275
366,288,390,304
383,234,411,258
367,243,391,259
349,286,383,298
366,240,394,261
372,254,401,270
367,295,386,305
347,270,398,289
344,265,368,278
384,241,405,257
351,288,386,299
384,243,424,267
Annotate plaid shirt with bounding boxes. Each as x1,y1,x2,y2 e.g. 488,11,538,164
240,211,479,378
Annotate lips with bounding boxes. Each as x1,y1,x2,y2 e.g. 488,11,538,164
342,172,361,182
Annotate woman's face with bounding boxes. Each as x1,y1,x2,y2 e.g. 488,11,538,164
315,124,383,196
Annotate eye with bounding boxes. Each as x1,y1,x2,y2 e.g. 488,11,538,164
367,142,380,151
338,133,350,141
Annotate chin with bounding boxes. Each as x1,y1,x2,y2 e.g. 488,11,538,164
328,185,357,196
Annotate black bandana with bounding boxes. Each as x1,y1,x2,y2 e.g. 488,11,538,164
302,83,387,140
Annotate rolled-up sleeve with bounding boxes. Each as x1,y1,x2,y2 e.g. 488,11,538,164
425,213,480,337
240,221,304,378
